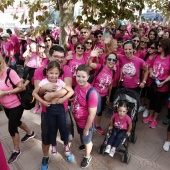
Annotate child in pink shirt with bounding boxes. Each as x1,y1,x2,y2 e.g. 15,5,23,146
72,64,98,168
33,61,74,156
105,101,132,157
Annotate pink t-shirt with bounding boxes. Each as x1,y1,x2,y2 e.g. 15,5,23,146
68,42,75,53
34,64,72,111
95,42,105,49
119,55,145,88
0,67,21,108
3,41,14,57
93,64,113,97
135,49,145,60
72,84,98,128
26,52,42,68
67,53,87,86
39,78,66,91
152,54,170,92
112,113,131,130
10,34,20,54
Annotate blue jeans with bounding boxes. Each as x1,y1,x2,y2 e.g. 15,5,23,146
46,104,68,146
108,128,126,148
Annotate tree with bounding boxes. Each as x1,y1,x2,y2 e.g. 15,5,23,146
0,0,169,46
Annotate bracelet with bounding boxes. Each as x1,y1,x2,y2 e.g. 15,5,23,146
142,80,146,84
8,91,11,95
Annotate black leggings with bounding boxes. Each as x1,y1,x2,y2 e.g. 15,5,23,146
22,66,36,82
97,96,107,116
4,105,24,137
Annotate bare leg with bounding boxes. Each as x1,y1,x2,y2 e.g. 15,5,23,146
95,116,102,127
42,143,50,157
85,142,93,158
12,133,20,150
153,112,158,120
149,110,154,118
19,122,31,134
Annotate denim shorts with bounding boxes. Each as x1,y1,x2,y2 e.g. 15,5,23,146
77,125,94,145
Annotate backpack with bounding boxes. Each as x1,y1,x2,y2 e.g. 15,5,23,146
5,68,35,110
86,87,101,115
87,65,103,84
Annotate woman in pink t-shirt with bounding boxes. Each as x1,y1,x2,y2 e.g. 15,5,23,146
119,40,148,93
143,38,170,128
0,54,35,164
89,51,118,135
67,42,87,87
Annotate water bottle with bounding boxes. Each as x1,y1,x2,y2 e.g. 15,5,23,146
154,77,161,85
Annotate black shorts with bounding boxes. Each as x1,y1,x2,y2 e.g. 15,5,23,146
77,125,94,145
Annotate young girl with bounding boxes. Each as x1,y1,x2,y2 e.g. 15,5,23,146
105,101,132,157
33,61,74,156
22,42,41,89
72,64,99,168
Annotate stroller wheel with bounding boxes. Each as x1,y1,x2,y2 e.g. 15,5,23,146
121,153,131,164
131,135,137,144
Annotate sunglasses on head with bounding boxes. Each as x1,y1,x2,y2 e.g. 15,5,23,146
107,58,117,63
133,39,140,43
85,41,92,45
81,32,87,34
45,39,51,42
39,45,45,48
76,46,84,50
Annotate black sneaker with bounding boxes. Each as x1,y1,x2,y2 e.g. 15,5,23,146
79,145,85,150
21,131,36,142
81,156,92,168
8,150,21,164
41,157,49,170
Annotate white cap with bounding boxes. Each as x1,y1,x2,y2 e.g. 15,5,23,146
1,33,10,38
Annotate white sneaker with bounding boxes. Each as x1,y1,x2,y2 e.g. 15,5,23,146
109,147,116,157
163,141,170,151
138,106,146,112
105,145,111,153
51,146,57,156
143,109,149,117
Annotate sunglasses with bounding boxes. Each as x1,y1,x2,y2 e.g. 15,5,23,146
81,32,87,34
150,46,156,49
45,39,51,42
107,58,117,63
158,44,162,47
96,35,102,38
85,41,92,45
39,45,45,48
133,40,140,43
76,47,84,50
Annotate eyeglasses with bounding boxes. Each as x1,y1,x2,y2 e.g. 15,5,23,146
85,41,92,45
51,55,64,59
81,32,87,34
107,58,117,63
133,40,140,43
45,39,51,42
39,45,45,48
150,46,156,49
76,46,84,50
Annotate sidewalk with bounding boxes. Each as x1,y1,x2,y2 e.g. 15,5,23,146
0,107,170,170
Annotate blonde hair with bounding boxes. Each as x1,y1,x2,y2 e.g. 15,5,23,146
105,38,117,55
0,54,6,69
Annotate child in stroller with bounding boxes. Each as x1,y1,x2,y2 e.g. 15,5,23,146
104,101,132,157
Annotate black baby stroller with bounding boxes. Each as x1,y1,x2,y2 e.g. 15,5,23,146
98,88,140,164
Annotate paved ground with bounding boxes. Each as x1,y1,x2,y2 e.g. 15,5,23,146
0,106,170,170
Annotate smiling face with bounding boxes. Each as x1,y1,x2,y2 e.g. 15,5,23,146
76,70,89,87
75,44,85,55
106,53,117,69
132,37,140,47
148,44,157,54
124,43,135,59
46,67,60,83
84,39,93,50
49,51,65,65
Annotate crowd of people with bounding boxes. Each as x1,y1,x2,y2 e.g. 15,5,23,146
0,20,170,170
